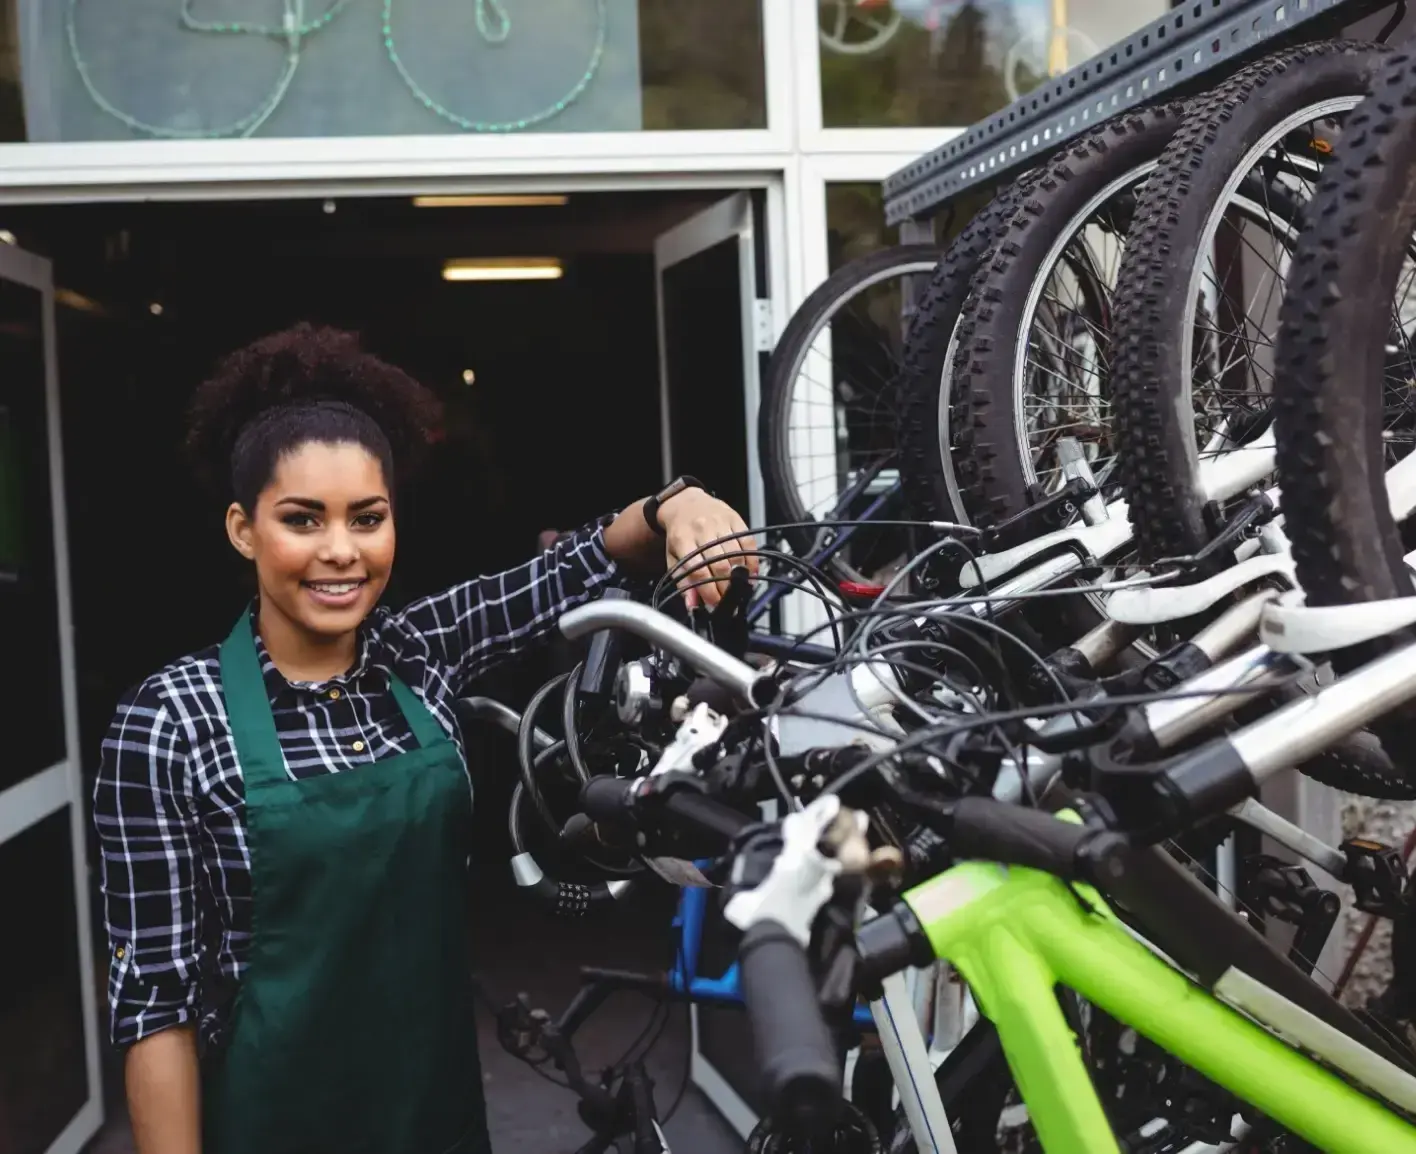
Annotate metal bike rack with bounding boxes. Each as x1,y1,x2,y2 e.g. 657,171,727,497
878,0,1405,982
882,0,1399,227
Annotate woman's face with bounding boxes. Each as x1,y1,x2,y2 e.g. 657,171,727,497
226,440,395,639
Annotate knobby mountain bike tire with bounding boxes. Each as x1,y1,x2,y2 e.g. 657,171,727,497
1111,39,1392,565
1104,43,1416,797
894,179,1035,524
947,104,1186,530
1276,49,1416,762
759,243,942,580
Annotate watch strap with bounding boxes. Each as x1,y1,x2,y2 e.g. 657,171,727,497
643,475,705,535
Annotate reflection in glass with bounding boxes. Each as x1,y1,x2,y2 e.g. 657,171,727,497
11,0,764,140
819,0,1168,129
0,277,66,790
661,239,752,518
0,809,90,1154
827,183,900,271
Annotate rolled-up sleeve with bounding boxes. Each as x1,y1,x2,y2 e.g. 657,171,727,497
92,683,203,1047
389,514,624,692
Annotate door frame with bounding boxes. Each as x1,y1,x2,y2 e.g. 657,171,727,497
0,242,103,1154
652,190,768,530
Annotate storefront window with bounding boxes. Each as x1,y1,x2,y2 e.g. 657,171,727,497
827,182,899,271
819,0,1169,129
3,0,764,141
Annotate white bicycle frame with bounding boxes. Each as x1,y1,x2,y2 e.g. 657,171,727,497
817,436,1408,1151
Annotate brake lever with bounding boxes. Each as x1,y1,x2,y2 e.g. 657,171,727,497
698,565,753,661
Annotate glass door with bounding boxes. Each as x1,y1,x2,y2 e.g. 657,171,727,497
653,190,768,529
0,243,102,1154
654,191,771,1137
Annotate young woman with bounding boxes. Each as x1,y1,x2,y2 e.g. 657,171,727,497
92,323,756,1154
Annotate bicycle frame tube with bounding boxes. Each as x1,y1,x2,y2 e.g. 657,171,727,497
671,876,876,1025
747,478,903,624
900,861,1416,1154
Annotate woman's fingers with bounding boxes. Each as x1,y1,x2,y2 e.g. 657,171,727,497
668,520,754,608
729,516,760,577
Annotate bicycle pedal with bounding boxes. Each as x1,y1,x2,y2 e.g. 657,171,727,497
1342,838,1407,917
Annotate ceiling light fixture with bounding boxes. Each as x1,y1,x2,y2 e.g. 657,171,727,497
414,194,569,208
442,257,563,283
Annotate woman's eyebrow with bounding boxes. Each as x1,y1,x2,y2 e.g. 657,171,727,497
273,495,389,511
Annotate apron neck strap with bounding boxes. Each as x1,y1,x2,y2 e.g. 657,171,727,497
219,608,286,788
220,610,451,788
388,675,448,749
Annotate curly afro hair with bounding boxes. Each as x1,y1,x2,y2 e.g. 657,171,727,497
183,322,442,510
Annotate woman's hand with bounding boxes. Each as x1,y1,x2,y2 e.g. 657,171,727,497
657,489,758,609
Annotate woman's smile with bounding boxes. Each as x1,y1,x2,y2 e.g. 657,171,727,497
302,577,369,609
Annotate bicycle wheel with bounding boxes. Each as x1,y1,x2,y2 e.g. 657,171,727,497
895,179,1037,524
1276,50,1416,745
759,245,942,584
1111,40,1392,565
948,104,1185,530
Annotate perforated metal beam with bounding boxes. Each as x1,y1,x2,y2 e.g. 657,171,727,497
883,0,1395,224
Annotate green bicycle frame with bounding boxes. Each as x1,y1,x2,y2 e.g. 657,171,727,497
899,857,1416,1153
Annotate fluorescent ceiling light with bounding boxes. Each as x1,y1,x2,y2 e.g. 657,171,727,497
55,287,108,315
415,194,568,208
442,257,563,283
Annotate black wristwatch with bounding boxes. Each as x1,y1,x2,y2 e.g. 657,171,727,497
643,475,706,536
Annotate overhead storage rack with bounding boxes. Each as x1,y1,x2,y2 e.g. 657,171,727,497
883,0,1400,225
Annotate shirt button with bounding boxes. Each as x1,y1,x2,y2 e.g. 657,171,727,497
352,740,366,753
329,689,341,700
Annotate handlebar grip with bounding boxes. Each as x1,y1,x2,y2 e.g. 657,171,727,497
579,776,753,843
738,919,842,1132
661,789,753,840
580,775,637,824
948,797,1091,880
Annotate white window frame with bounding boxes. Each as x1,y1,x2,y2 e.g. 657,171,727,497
0,242,104,1154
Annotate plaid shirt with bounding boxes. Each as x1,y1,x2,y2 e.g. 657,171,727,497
93,519,622,1049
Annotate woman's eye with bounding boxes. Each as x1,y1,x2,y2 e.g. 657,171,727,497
282,512,318,529
354,512,386,529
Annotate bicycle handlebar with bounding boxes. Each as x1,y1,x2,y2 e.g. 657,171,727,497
579,771,846,1132
559,601,781,709
738,918,844,1133
579,774,753,842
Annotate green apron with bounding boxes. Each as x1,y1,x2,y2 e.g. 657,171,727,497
204,610,492,1154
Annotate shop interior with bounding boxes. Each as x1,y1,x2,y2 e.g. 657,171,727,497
0,188,766,1153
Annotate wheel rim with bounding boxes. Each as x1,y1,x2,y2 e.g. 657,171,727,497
777,255,941,582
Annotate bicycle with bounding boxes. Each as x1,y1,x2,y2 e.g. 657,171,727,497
547,562,1416,1151
555,587,1416,1151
